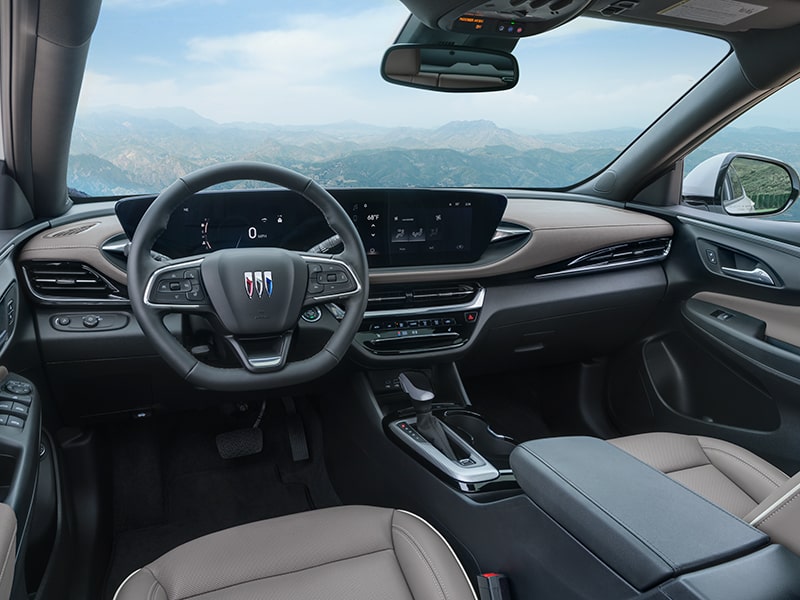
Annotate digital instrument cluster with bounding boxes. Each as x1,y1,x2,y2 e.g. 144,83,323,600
115,189,506,268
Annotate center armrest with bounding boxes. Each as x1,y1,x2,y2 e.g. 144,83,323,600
510,437,768,591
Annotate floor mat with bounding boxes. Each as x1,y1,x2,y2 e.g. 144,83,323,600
103,398,338,598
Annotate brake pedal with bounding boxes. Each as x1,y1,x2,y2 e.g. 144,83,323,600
215,427,263,459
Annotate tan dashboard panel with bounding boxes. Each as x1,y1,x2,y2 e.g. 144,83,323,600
19,200,672,288
19,215,127,285
693,291,800,349
369,199,673,284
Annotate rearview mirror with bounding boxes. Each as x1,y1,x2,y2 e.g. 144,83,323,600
683,153,800,216
381,44,518,93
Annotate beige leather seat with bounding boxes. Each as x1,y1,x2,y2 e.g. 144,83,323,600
610,432,800,555
0,504,15,600
114,505,477,600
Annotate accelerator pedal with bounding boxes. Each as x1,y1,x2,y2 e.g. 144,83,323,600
283,397,310,462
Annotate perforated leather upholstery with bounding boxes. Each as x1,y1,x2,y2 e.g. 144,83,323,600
611,432,800,557
114,505,477,600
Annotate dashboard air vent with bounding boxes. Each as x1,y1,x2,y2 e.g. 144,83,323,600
44,222,100,238
23,262,123,301
410,284,477,307
536,237,672,280
568,237,672,269
367,283,479,311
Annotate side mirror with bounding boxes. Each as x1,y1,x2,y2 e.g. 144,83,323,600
683,153,800,216
380,44,518,93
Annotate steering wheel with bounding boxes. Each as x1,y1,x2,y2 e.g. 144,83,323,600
127,162,369,391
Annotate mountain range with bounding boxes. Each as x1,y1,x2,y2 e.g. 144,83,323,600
68,107,800,200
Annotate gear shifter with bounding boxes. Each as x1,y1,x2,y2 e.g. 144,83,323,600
398,371,458,461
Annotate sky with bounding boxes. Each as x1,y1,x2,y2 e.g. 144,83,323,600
75,0,795,133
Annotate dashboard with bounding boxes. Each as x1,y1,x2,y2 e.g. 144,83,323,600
115,189,507,268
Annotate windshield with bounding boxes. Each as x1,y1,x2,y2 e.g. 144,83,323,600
68,1,729,197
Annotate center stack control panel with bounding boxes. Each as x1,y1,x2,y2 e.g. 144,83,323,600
356,283,484,355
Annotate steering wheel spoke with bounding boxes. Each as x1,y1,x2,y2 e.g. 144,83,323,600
224,332,293,373
144,257,210,312
301,254,362,306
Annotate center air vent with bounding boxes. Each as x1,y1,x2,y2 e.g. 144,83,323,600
23,262,125,302
367,283,479,312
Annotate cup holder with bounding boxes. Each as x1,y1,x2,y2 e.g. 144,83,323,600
443,410,517,470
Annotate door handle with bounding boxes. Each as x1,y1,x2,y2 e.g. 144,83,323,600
720,266,775,286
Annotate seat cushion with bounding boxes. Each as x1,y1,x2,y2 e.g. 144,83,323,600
609,432,789,518
114,505,477,600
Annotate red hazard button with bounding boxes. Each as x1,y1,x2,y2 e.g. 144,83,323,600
464,311,478,323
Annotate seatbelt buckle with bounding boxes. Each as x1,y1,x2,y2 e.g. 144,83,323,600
477,572,511,600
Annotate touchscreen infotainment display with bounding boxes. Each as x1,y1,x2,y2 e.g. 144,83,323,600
115,188,506,268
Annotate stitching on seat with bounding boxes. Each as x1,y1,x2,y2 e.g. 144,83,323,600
172,548,396,600
701,445,784,488
392,524,449,600
666,463,758,505
757,490,800,526
147,579,162,600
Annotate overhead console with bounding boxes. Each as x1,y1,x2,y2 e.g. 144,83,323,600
398,0,593,38
115,188,506,269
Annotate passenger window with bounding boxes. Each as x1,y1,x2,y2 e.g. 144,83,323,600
684,78,800,222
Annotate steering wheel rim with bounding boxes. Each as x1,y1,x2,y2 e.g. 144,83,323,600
127,161,369,391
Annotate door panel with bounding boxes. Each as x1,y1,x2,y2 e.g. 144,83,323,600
609,213,800,475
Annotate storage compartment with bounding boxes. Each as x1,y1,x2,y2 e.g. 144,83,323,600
443,409,516,469
640,333,780,431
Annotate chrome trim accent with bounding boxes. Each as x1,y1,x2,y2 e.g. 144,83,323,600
721,265,775,286
365,287,485,318
300,255,363,303
389,417,500,485
491,224,531,243
101,238,130,256
0,245,14,264
535,240,672,280
143,257,206,310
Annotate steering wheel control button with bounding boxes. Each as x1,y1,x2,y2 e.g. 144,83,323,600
151,267,208,306
307,280,325,295
301,307,322,323
82,315,100,328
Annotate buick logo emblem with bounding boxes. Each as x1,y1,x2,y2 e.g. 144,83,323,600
244,271,273,299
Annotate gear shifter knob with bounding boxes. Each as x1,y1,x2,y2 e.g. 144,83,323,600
398,371,457,461
398,372,434,402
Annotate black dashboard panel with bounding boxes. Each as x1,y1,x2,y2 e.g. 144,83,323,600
115,188,507,268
